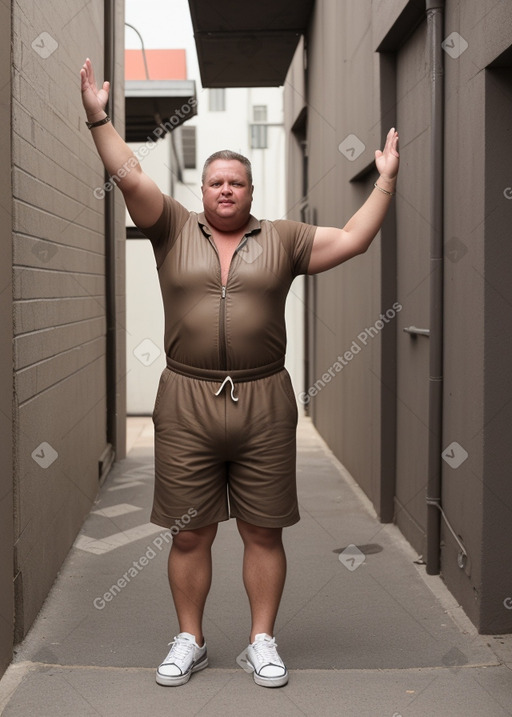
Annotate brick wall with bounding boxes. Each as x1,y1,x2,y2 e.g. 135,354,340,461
11,0,126,638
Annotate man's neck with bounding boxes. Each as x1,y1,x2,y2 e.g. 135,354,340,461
204,212,250,237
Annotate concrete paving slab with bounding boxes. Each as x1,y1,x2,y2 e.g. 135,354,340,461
1,417,511,717
2,664,512,717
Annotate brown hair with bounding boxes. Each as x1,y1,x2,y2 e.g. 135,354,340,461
201,150,253,186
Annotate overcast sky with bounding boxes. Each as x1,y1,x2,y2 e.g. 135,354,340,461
125,0,201,82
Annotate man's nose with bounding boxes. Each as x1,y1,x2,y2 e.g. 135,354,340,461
221,183,232,194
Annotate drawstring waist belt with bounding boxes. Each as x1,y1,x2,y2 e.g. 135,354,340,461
165,356,285,402
166,356,285,382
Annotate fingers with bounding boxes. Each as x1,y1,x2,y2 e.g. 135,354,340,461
375,128,399,157
87,57,96,87
385,127,399,157
81,60,90,84
81,58,96,84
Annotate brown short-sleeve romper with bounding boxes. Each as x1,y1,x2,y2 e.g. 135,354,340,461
139,195,316,530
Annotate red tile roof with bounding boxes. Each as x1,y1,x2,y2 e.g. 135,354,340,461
125,49,187,80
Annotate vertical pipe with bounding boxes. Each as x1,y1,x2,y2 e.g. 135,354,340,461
426,0,445,575
104,0,117,452
302,140,310,415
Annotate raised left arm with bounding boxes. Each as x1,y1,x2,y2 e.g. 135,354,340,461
307,127,400,274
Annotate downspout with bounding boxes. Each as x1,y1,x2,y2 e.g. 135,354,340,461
425,0,445,575
104,1,117,455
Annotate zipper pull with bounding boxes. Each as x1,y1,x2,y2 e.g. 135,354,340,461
221,285,226,299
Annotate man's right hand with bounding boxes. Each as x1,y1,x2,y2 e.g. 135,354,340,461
80,58,110,123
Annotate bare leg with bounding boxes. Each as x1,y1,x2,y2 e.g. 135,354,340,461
236,519,287,642
167,523,218,645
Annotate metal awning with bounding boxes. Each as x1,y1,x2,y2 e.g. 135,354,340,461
187,0,315,87
125,79,197,142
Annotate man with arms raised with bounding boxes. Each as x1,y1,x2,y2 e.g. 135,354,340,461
80,57,399,688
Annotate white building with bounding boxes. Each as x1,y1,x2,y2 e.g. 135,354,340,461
124,11,304,414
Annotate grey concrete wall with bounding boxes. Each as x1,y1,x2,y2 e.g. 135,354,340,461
285,0,512,633
284,36,306,224
299,0,385,514
439,0,512,634
0,0,14,677
480,66,512,633
11,0,125,640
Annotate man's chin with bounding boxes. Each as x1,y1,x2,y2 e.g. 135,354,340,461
215,207,238,219
204,205,251,230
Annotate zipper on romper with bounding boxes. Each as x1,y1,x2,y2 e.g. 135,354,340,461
211,233,253,371
219,285,227,370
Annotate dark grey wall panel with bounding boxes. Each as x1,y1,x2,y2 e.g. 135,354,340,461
284,0,512,633
304,0,383,509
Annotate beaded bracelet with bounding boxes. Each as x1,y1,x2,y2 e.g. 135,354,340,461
374,181,395,196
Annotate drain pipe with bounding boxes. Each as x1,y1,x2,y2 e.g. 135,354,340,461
425,0,445,575
104,2,118,454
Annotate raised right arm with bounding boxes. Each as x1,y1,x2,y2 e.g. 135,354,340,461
80,57,163,228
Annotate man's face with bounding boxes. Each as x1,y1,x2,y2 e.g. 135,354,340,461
201,160,253,231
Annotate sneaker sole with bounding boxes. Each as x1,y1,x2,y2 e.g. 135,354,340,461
156,655,208,687
252,670,289,688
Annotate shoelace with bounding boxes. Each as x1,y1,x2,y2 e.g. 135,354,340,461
251,637,281,666
165,637,193,663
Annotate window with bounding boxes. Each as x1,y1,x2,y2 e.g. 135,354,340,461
250,124,267,149
253,105,267,122
182,126,196,169
251,105,268,148
209,88,226,112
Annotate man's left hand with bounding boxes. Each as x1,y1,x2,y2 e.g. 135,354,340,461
374,127,400,180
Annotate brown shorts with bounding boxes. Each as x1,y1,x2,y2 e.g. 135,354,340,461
151,366,300,530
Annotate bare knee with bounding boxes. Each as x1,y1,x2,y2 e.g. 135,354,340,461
172,523,218,553
237,520,283,549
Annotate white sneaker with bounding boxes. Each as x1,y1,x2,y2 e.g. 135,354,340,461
156,632,208,686
244,633,289,687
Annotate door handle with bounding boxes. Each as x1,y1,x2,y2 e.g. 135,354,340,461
403,326,430,337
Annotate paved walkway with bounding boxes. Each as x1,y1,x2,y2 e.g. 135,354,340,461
0,417,511,716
